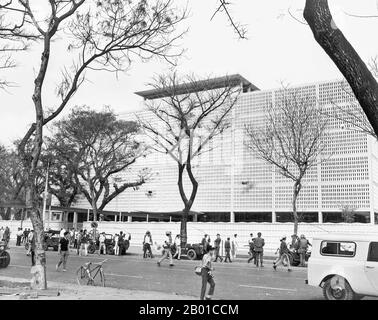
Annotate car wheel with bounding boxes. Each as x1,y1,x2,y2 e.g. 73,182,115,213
187,249,197,260
88,244,96,254
0,251,10,268
323,277,355,300
107,245,114,255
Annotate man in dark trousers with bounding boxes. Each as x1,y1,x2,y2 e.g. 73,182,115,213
200,246,216,300
224,237,232,263
247,233,256,264
201,234,209,254
157,231,174,267
56,231,70,272
253,232,265,268
214,234,223,262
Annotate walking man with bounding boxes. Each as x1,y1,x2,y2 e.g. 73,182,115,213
157,231,174,267
273,236,292,272
56,231,70,272
200,246,216,300
214,234,223,262
253,232,265,268
224,237,232,263
247,233,256,264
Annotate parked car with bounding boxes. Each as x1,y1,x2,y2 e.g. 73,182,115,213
43,230,60,251
171,243,205,260
306,234,378,300
0,240,10,268
88,233,122,255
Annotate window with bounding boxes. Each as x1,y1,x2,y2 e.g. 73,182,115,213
367,242,378,262
320,241,356,257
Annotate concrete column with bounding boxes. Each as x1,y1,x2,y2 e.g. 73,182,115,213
119,212,122,222
272,211,276,223
73,212,78,228
114,215,117,222
370,210,375,225
193,214,198,222
127,216,132,222
87,209,90,222
318,211,323,224
146,214,149,222
230,211,235,223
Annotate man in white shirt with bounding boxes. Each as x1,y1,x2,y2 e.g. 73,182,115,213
16,228,23,246
99,232,106,255
59,228,66,239
200,246,216,300
231,234,239,260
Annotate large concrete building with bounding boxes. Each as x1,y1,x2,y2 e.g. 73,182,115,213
70,76,378,226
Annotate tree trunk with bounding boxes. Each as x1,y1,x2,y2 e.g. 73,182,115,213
25,181,47,290
180,208,189,247
292,181,301,239
304,0,378,138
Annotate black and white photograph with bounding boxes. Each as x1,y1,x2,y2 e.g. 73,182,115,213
0,0,378,311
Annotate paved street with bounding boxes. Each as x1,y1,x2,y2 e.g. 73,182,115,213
1,245,327,300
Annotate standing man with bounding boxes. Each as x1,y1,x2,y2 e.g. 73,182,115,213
231,234,239,260
298,234,311,267
79,229,89,256
3,226,10,248
253,232,265,268
99,232,106,255
16,228,23,246
143,231,154,258
200,246,216,300
56,231,70,272
157,231,174,267
247,233,256,264
214,234,223,262
201,234,208,254
273,236,292,272
224,237,232,263
29,230,36,266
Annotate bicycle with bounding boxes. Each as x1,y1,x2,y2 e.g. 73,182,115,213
76,259,107,287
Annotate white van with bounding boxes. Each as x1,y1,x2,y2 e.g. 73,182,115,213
306,234,378,300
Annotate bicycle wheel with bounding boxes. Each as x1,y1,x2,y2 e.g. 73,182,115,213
76,266,93,286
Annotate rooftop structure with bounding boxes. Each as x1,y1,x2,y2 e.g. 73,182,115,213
134,74,259,100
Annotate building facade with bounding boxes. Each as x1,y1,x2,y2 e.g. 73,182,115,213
72,77,378,225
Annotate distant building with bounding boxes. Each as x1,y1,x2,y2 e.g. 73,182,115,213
72,76,378,225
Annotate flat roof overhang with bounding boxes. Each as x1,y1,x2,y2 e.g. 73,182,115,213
135,74,259,100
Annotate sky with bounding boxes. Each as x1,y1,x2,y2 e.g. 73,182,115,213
1,0,378,147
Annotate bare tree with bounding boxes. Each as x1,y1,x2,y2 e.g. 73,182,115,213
138,72,241,245
245,88,328,237
304,1,378,140
211,0,247,39
340,204,356,223
322,84,377,140
0,0,187,289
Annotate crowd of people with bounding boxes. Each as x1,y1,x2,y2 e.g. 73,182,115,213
1,224,312,300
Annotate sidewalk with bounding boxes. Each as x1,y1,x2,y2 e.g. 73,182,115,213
0,276,196,300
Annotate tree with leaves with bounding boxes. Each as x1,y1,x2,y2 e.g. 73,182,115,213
0,0,187,289
138,72,241,246
47,107,150,221
246,87,328,237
